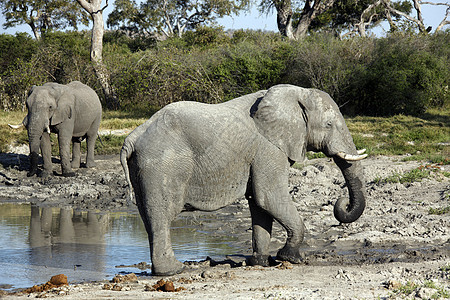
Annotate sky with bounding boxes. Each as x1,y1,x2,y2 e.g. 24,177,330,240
0,1,448,37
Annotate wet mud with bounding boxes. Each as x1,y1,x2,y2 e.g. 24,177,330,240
0,152,449,299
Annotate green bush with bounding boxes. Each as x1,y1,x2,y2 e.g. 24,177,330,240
354,33,449,116
283,34,375,107
0,29,448,117
0,31,98,110
0,33,37,73
212,41,289,99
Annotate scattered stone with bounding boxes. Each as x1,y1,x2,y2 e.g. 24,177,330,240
111,273,138,283
103,283,124,291
145,279,186,292
22,274,68,294
416,287,437,299
276,261,293,270
385,279,403,290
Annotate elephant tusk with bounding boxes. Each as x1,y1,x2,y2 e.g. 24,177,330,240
357,149,366,155
45,125,51,134
336,151,368,161
8,124,23,129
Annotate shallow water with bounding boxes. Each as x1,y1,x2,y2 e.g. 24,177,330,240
0,203,238,290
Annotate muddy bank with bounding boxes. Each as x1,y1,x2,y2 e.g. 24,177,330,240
0,152,449,299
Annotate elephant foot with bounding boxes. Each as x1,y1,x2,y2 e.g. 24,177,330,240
71,161,81,169
276,246,303,264
246,254,277,267
62,171,76,177
39,170,52,178
151,260,185,276
86,161,96,168
27,169,37,177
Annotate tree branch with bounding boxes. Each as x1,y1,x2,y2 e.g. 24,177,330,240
435,6,450,32
381,0,426,32
76,0,93,14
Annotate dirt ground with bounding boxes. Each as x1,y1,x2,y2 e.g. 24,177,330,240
0,147,449,299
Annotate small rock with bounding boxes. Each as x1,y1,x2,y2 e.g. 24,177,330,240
146,279,185,292
416,287,436,299
385,279,402,290
111,273,138,283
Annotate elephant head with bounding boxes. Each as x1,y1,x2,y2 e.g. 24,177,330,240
252,84,367,223
23,83,73,176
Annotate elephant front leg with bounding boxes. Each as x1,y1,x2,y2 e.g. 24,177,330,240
40,132,53,177
247,197,274,266
252,150,305,264
71,137,81,169
58,134,75,177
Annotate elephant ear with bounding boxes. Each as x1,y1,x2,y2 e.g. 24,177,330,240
51,86,73,125
252,85,316,162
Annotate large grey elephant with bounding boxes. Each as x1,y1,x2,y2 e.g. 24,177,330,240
24,81,102,177
121,84,367,275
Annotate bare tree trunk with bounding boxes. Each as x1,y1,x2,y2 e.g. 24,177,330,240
293,0,335,40
76,0,118,109
348,0,381,38
274,0,294,39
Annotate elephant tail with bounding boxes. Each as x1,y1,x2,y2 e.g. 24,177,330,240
120,139,135,205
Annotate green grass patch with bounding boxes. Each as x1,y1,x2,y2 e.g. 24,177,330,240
391,280,450,299
101,110,149,130
0,111,28,153
374,164,449,185
429,192,450,215
429,206,450,215
440,264,450,273
95,134,127,155
346,110,449,159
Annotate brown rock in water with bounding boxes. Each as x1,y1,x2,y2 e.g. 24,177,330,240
50,274,68,286
23,274,68,294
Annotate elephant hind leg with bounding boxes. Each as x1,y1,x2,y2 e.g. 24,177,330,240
132,164,185,276
85,132,97,168
247,196,274,267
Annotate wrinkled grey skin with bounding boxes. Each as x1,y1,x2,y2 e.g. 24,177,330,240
24,81,102,177
121,84,367,276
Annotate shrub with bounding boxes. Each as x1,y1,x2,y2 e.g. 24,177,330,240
211,41,289,99
354,33,449,116
0,31,98,111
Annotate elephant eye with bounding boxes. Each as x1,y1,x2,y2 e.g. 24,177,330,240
326,121,333,128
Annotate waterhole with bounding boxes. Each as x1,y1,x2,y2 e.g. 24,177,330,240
0,203,238,290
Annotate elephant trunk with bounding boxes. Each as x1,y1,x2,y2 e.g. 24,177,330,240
26,116,47,177
332,157,366,223
28,133,41,177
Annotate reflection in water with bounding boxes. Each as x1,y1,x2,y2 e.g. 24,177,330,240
0,203,238,290
27,205,109,287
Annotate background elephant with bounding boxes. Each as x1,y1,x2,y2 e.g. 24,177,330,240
121,84,367,276
24,81,102,177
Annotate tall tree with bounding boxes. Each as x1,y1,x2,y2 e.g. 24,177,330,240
76,0,117,109
0,0,89,40
381,0,449,33
313,0,411,37
108,0,249,38
260,0,335,40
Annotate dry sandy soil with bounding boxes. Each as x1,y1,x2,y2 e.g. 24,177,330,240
0,147,448,299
